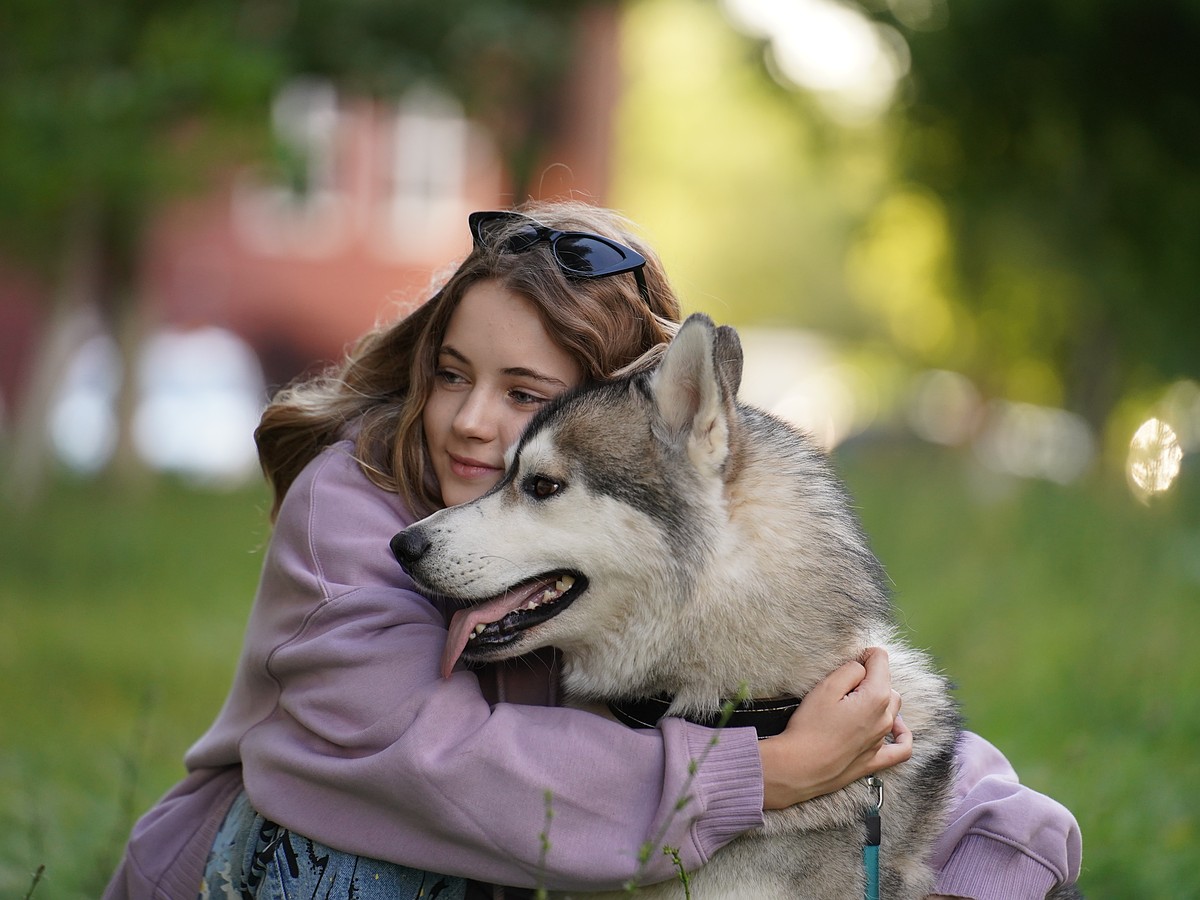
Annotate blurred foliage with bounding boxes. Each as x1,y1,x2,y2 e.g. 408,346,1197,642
0,0,594,277
0,0,282,275
613,0,893,334
0,0,600,497
615,0,1200,443
864,0,1200,427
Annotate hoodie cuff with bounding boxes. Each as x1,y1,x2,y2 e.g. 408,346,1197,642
683,724,765,861
934,832,1059,899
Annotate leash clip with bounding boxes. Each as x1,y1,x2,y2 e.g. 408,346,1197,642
867,774,884,812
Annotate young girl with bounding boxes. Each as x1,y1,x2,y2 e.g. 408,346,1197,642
104,201,1080,899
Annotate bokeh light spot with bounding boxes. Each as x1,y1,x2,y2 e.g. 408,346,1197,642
1127,417,1183,500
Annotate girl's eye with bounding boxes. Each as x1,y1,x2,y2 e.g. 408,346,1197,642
436,369,467,386
509,389,547,406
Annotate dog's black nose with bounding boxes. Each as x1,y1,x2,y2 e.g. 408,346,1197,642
390,528,430,573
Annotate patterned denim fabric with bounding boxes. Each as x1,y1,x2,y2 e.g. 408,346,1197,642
200,791,467,900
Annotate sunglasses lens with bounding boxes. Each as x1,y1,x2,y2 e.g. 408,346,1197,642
468,212,502,243
501,225,542,253
470,212,543,253
554,236,633,276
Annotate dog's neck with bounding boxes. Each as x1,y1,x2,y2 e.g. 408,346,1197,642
607,693,805,739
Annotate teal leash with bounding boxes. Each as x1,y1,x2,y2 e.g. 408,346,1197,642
864,775,883,900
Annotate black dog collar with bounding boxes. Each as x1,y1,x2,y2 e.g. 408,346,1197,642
608,694,804,739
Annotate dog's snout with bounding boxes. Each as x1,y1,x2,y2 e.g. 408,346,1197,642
390,528,431,573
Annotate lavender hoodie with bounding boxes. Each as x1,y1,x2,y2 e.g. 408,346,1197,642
104,441,1081,898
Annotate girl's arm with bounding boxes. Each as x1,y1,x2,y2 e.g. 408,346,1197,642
928,731,1083,899
200,444,763,891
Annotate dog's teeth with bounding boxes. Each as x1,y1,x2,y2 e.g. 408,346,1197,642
472,624,486,637
541,589,556,602
557,575,575,591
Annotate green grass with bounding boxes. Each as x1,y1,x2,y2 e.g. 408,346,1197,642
1,446,1197,898
0,475,272,898
838,442,1200,898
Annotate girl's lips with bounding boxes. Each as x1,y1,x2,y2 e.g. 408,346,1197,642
448,454,501,479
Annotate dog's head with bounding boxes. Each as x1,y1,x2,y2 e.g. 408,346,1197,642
391,313,744,689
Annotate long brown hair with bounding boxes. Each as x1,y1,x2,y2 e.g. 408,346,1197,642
255,200,682,519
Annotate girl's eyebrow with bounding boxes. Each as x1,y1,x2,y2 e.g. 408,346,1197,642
438,346,573,389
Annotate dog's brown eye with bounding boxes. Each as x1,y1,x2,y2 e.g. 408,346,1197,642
523,475,561,499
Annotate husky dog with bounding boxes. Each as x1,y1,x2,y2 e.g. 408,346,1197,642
392,313,965,898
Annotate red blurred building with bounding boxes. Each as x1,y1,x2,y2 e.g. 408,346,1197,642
0,8,621,406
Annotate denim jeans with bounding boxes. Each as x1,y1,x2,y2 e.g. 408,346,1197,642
200,790,467,900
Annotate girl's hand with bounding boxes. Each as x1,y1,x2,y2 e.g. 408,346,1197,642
758,647,912,810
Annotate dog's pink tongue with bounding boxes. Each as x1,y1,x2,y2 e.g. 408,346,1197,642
441,583,547,678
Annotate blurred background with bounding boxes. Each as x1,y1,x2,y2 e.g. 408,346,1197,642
1,0,1197,896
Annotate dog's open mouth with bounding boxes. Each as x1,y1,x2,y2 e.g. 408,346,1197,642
441,572,587,677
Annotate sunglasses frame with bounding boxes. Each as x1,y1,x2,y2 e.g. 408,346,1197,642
468,210,650,306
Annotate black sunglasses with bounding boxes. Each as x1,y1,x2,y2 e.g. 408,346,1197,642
468,210,650,305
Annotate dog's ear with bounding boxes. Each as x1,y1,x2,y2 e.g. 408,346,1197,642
714,324,743,397
651,313,735,473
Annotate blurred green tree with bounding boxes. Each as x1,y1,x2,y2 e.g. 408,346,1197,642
0,0,592,502
627,0,1199,443
0,0,282,499
612,0,893,334
864,0,1200,428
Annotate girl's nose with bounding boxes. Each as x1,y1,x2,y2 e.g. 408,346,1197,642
452,389,498,441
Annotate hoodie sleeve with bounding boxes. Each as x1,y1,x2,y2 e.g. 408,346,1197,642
931,731,1083,898
207,444,763,891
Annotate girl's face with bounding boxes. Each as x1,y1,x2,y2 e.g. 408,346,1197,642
423,280,584,508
